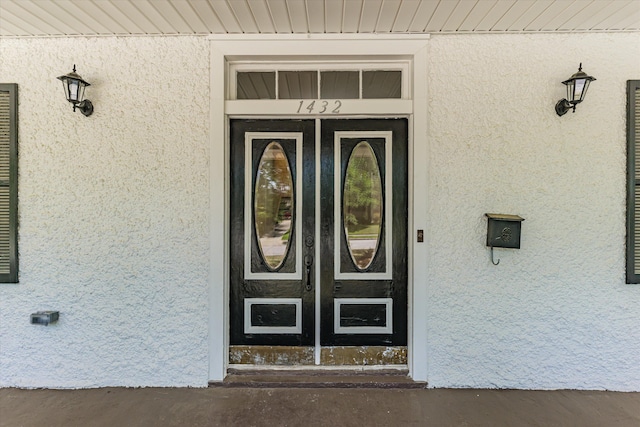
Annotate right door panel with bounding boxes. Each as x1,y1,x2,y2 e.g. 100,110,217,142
320,119,408,347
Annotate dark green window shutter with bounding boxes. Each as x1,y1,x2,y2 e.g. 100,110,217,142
627,80,640,283
0,84,18,283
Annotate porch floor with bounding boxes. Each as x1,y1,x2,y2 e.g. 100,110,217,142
2,386,639,426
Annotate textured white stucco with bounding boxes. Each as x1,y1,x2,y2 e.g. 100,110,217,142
0,32,639,390
0,37,210,387
425,33,640,390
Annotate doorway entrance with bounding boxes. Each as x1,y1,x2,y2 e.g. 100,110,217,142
229,118,408,366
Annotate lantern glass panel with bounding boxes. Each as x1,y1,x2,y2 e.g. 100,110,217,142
77,83,86,103
61,80,71,102
580,79,591,101
68,80,80,102
566,80,574,102
574,78,586,102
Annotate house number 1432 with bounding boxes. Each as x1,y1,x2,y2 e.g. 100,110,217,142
296,100,342,114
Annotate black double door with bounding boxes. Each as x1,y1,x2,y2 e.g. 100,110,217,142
229,118,407,355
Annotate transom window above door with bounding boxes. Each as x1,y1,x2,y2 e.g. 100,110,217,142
229,62,409,100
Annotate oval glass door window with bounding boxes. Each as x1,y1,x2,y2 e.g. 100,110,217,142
343,141,382,270
254,142,294,270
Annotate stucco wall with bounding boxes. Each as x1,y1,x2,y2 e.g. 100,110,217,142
0,32,639,390
0,37,210,387
425,32,640,390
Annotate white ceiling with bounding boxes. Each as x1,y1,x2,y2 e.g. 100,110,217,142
0,0,639,38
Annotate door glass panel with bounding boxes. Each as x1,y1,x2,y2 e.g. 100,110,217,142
362,71,402,99
321,71,359,99
237,72,276,99
343,141,382,270
254,142,294,270
279,71,318,99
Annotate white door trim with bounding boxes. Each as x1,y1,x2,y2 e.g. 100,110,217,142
209,36,429,382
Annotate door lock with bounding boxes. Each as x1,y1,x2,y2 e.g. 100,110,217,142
304,254,313,291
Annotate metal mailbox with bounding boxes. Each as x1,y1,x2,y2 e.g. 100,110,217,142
485,213,524,249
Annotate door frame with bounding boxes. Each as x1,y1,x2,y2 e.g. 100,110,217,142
208,35,430,382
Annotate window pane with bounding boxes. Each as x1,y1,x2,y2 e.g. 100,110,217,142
321,71,359,99
254,142,294,270
237,72,276,99
343,141,382,270
362,71,402,99
279,71,318,99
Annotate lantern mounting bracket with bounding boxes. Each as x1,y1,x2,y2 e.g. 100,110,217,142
73,99,94,117
555,98,573,116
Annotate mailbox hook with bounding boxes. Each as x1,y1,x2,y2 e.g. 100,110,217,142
490,247,500,265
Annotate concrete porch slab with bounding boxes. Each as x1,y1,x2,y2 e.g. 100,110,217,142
1,387,638,426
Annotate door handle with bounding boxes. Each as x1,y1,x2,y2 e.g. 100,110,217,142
304,254,313,291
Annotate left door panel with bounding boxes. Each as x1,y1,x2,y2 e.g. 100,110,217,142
229,120,316,346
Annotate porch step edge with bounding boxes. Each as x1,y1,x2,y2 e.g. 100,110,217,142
211,380,427,389
211,371,426,389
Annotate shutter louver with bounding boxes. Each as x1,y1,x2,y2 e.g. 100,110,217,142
0,92,12,275
634,87,640,275
628,81,640,283
0,85,17,283
0,187,9,275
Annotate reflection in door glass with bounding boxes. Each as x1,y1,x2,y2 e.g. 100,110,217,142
254,142,294,270
343,142,382,270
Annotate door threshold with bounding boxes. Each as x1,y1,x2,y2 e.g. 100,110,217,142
212,365,426,389
227,364,409,373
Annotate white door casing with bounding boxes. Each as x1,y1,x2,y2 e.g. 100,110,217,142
208,35,430,382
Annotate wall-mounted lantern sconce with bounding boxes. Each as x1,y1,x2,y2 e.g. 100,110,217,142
57,65,93,117
485,213,524,265
555,63,596,117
